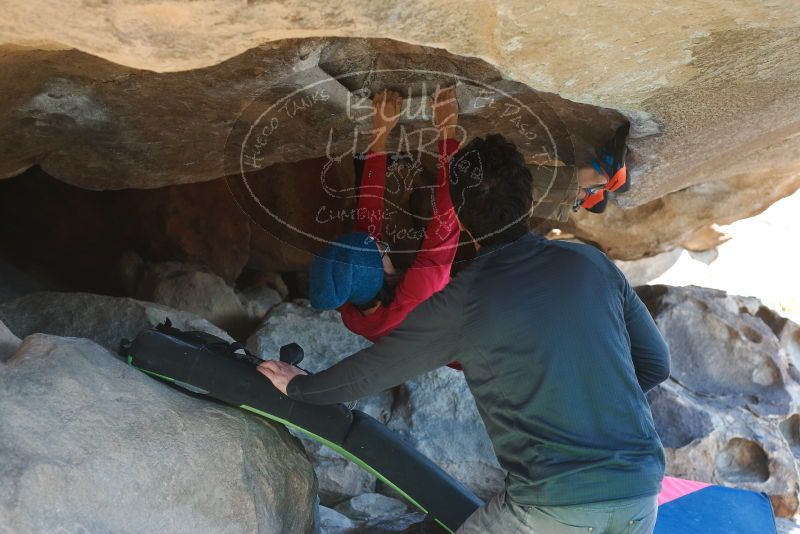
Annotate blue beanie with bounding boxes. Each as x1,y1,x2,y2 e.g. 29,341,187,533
309,232,384,310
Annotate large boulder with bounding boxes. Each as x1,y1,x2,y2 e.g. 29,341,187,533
246,301,377,402
248,300,504,505
3,4,799,203
0,291,233,352
639,285,800,416
560,171,800,260
0,41,585,219
0,333,317,532
640,285,800,516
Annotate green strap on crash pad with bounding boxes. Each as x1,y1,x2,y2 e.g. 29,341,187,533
127,357,454,533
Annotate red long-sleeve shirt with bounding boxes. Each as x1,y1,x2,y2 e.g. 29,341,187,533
339,138,462,369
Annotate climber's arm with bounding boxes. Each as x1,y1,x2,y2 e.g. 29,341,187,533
354,90,403,238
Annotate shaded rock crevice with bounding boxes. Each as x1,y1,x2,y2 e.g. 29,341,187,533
715,437,771,484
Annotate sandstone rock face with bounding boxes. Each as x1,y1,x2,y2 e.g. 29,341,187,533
0,39,598,227
0,334,316,533
681,225,731,252
3,3,800,260
247,300,504,505
640,285,800,516
0,291,233,351
7,33,796,264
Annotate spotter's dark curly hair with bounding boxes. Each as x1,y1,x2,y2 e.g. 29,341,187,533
449,134,534,247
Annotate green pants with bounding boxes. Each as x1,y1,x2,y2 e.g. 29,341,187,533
456,492,658,534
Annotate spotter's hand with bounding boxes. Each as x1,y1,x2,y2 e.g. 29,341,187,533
257,360,308,396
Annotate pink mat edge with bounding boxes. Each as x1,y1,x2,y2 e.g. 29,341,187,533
658,476,713,506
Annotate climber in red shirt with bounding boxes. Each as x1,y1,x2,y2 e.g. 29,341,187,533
308,88,463,370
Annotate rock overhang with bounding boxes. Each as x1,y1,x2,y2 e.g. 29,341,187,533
2,4,800,264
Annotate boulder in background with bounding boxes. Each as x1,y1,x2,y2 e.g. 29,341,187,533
641,285,800,516
0,291,233,351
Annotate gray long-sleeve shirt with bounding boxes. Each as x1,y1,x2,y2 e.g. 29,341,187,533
288,232,670,506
